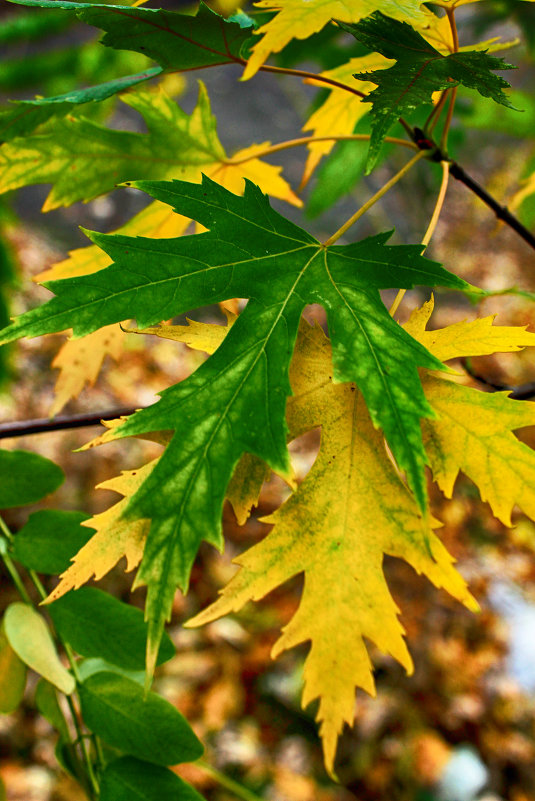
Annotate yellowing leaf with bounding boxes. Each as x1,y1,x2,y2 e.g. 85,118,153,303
301,55,390,185
132,312,236,355
187,322,475,776
36,200,191,283
211,143,302,207
422,377,535,526
242,0,427,79
405,296,535,527
403,295,535,362
49,324,125,416
45,461,157,603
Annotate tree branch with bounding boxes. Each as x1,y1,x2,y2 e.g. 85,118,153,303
0,407,138,440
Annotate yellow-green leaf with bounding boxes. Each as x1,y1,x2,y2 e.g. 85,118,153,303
405,296,535,526
242,0,428,80
45,462,157,603
187,322,475,776
4,604,75,694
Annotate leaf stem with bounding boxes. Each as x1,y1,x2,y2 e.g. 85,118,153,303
424,89,450,135
225,133,418,166
439,8,459,149
389,161,451,317
0,516,99,799
195,760,266,801
323,151,427,246
256,62,367,98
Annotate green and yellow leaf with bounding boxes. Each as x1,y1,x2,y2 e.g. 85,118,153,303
242,0,428,80
187,321,476,776
405,296,535,526
49,324,125,416
45,461,157,603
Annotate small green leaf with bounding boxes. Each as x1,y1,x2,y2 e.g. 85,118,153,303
100,757,206,801
78,657,145,686
4,603,75,694
12,510,93,574
48,588,175,670
34,679,69,739
78,672,203,765
0,450,64,508
0,624,26,713
340,12,516,171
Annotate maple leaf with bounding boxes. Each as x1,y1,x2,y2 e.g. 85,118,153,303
0,176,474,675
45,461,157,604
7,0,255,71
341,12,515,170
241,0,428,80
301,55,390,186
0,67,162,143
0,82,299,211
49,325,125,417
405,297,535,526
187,320,477,776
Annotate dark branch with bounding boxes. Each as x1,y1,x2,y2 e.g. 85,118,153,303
0,407,139,440
462,358,535,400
411,128,535,252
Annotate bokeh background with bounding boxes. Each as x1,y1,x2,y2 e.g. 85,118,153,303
2,2,535,799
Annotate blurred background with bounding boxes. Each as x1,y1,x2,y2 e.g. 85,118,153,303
2,1,535,799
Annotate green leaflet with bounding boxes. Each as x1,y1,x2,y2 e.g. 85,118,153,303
340,12,516,171
7,1,254,70
0,176,477,677
0,82,225,210
0,67,162,142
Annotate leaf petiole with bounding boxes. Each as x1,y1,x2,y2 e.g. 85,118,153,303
323,150,427,246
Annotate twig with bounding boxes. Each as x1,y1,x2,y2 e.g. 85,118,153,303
389,161,451,317
323,151,427,246
0,407,138,440
224,133,418,165
462,358,535,400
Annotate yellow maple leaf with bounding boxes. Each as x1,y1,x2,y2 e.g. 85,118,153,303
36,200,191,283
187,321,475,776
49,324,125,417
301,55,390,186
45,460,157,603
405,296,535,526
242,0,428,80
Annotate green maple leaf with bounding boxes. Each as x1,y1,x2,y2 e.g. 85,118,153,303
7,0,254,71
0,67,162,143
0,176,477,676
339,12,516,171
0,83,227,210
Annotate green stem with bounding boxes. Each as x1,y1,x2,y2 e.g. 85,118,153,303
196,760,266,801
323,151,427,246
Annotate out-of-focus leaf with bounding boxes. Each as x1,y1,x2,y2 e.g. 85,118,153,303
78,672,203,765
48,587,175,670
100,757,205,801
0,450,64,509
12,510,92,574
35,679,70,739
4,603,75,694
0,624,26,713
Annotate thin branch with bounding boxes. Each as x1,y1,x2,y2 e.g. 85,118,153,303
323,151,427,246
389,161,451,317
255,62,368,98
449,160,535,250
462,358,535,400
0,407,138,440
225,133,418,165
